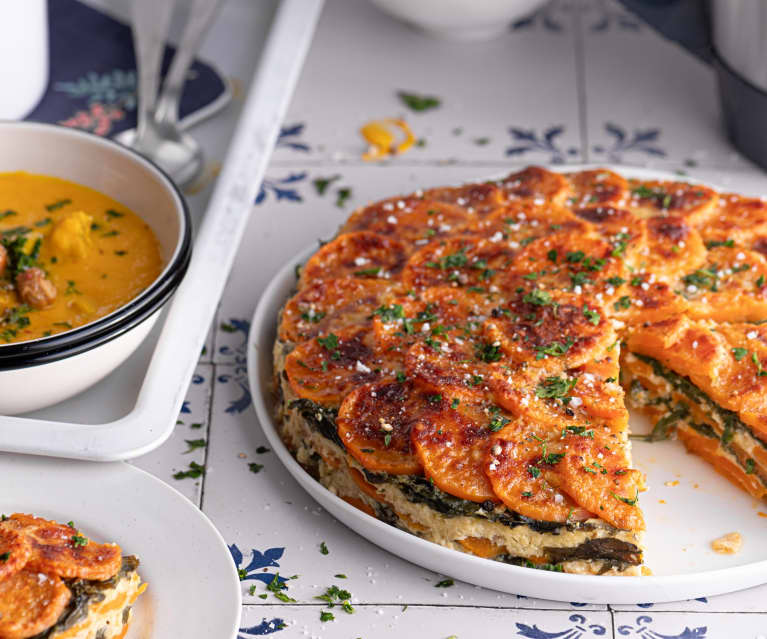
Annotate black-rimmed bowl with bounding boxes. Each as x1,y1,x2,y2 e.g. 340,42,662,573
0,121,191,414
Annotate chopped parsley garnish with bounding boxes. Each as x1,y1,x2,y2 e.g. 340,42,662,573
451,398,460,409
313,174,341,195
320,541,329,555
301,309,326,323
733,347,748,361
613,295,631,311
320,611,335,622
373,304,404,321
541,452,565,465
745,458,756,474
220,322,237,333
683,266,718,292
248,462,264,474
0,552,10,562
173,461,205,480
582,305,600,325
256,446,270,454
522,288,552,306
435,578,454,587
475,341,502,362
428,248,468,270
184,438,206,453
607,276,626,287
65,280,82,295
527,465,541,478
45,198,72,211
397,90,441,112
706,239,734,249
488,415,510,432
428,394,442,404
354,266,381,277
535,375,577,400
752,351,767,377
611,490,639,506
106,209,125,218
535,337,574,360
335,187,352,208
71,534,89,547
317,333,340,359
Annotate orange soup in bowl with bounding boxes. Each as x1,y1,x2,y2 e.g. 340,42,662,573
0,172,163,343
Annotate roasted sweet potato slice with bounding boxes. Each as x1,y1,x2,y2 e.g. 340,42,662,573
279,278,400,343
8,514,121,581
675,246,767,322
337,380,435,474
405,340,493,403
565,169,629,207
300,232,407,286
371,286,486,356
483,293,616,369
609,271,689,324
701,193,767,248
285,327,397,406
558,434,645,531
488,356,626,427
0,523,30,580
342,199,472,247
401,235,516,292
473,202,586,246
571,206,648,271
0,570,71,639
625,179,718,224
411,401,499,502
505,231,627,305
498,166,570,206
424,181,507,217
641,216,706,282
484,421,590,523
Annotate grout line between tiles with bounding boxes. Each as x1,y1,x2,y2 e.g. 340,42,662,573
573,0,589,163
240,602,605,611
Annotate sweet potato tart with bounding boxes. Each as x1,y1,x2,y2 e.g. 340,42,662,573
274,166,767,576
0,514,145,639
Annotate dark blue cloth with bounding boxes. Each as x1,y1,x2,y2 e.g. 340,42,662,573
26,0,227,136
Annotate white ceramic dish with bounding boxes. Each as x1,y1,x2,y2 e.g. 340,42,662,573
0,121,191,415
0,453,242,638
248,165,767,603
368,0,549,41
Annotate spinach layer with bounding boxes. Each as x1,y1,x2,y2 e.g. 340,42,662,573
289,399,623,538
34,556,140,638
631,354,767,486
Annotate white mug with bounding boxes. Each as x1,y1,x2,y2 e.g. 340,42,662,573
0,0,49,119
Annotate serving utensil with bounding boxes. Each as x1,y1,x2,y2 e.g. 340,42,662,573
115,0,224,186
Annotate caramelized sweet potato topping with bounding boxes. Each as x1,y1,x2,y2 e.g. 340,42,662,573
8,514,121,581
0,570,71,639
278,166,767,542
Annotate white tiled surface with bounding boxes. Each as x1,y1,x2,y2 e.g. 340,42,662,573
87,0,767,637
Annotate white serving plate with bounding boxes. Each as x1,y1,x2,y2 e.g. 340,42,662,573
248,166,767,604
0,453,241,638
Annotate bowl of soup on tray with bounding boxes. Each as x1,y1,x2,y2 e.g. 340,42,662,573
0,121,191,414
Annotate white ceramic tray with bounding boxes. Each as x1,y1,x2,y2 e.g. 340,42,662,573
248,166,767,603
0,0,323,461
0,453,241,638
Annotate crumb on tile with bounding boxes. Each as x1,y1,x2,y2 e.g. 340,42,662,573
664,480,679,487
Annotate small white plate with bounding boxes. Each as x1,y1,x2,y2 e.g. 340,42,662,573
248,166,767,604
0,454,241,638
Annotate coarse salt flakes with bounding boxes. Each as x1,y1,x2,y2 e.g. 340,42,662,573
387,215,397,224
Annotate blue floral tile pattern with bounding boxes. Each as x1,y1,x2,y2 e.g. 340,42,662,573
616,616,706,638
255,172,307,205
591,123,666,163
506,126,579,163
517,614,607,638
238,618,286,637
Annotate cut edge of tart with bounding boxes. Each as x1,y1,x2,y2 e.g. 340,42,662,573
0,514,145,639
273,165,767,576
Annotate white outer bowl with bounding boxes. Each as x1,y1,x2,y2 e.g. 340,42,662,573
248,164,767,603
0,122,190,414
368,0,549,41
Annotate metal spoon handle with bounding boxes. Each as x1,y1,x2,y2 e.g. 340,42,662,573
131,0,176,148
154,0,225,128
